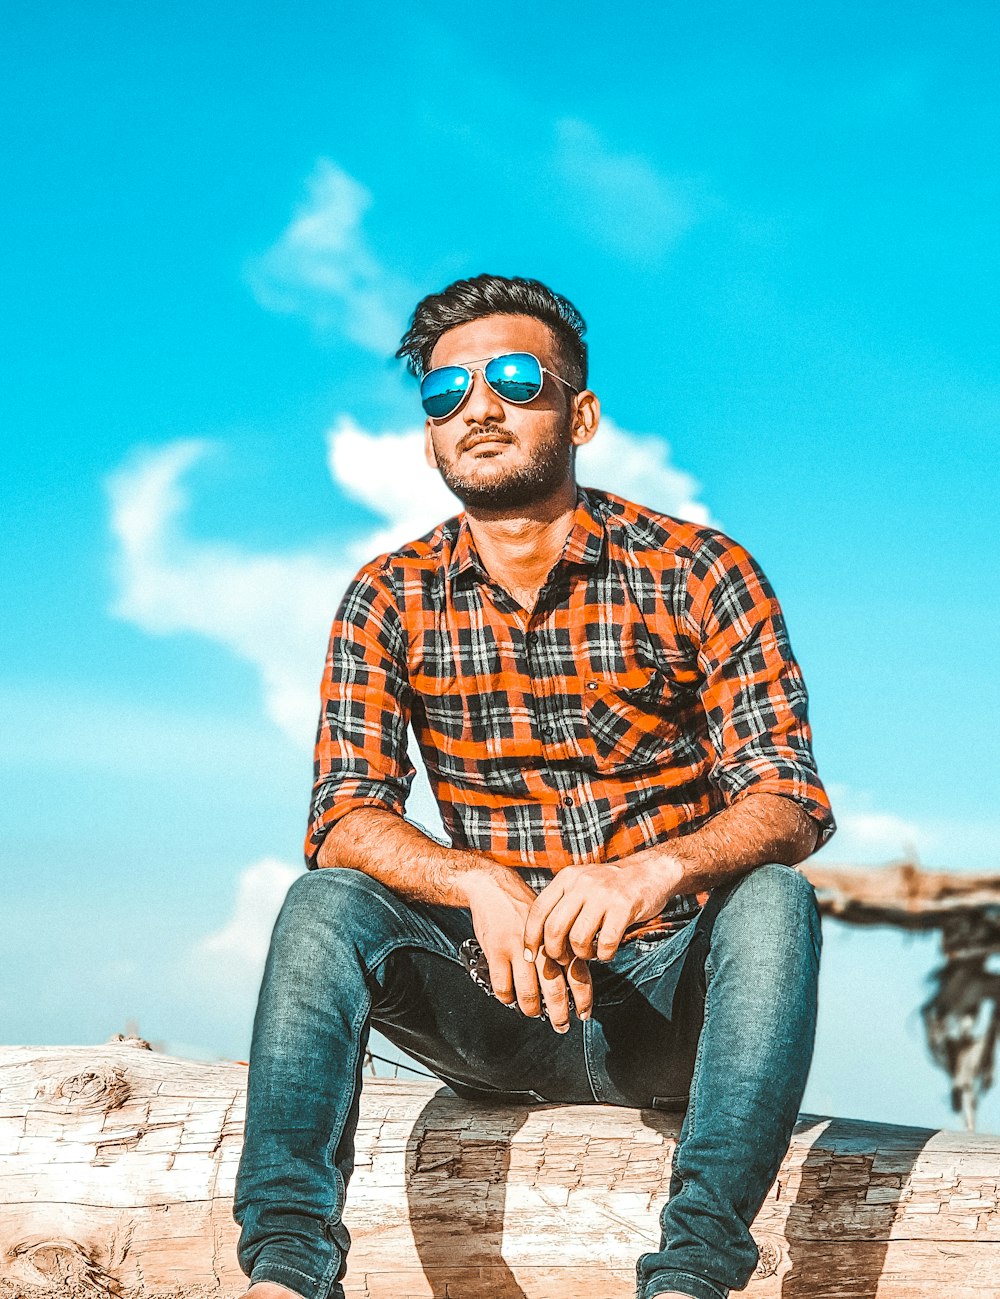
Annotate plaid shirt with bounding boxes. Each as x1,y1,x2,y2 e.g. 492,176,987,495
307,488,834,940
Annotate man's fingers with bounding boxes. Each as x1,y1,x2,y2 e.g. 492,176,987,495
567,906,608,960
485,954,516,1006
510,952,543,1018
566,956,593,1020
523,877,566,960
540,894,587,962
537,954,571,1033
595,908,631,961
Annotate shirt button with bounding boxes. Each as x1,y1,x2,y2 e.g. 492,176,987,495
562,795,574,807
541,724,553,738
585,680,599,691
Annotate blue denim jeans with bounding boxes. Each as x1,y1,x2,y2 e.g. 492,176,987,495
234,861,821,1299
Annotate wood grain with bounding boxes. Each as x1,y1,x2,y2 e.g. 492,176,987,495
1,1045,998,1297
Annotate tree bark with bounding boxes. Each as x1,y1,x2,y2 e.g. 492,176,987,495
1,1044,998,1298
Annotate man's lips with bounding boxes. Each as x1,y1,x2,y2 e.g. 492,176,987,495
461,431,515,453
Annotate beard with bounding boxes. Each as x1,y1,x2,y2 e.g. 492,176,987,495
433,422,575,511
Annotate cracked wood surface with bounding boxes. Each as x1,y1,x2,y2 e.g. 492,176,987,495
1,1046,999,1297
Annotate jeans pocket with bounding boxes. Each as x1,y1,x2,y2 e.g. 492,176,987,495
631,921,699,989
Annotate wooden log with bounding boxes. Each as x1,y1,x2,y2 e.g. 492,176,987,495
2,1044,999,1298
802,861,1000,930
801,861,1000,1131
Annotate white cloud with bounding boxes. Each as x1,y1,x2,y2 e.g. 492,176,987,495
107,442,350,744
327,416,462,559
248,140,702,341
192,857,302,983
815,784,925,865
107,421,710,748
553,119,702,260
326,413,712,553
578,417,711,524
111,439,996,881
829,810,924,863
815,789,1000,875
247,158,416,351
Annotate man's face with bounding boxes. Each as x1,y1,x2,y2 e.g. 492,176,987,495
423,314,582,512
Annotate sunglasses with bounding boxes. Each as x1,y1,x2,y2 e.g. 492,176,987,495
420,351,578,419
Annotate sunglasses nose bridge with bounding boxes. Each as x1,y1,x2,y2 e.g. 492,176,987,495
463,364,506,417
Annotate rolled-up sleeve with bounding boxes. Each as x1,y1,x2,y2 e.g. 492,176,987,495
304,559,415,867
684,533,835,845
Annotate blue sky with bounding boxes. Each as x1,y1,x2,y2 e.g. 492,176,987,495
3,2,999,1131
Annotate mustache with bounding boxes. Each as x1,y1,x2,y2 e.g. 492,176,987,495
458,424,516,453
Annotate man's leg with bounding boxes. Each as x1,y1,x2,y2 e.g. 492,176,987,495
233,867,589,1299
233,868,471,1298
602,862,821,1299
584,862,820,1299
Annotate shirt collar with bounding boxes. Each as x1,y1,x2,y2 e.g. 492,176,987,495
446,516,486,584
446,488,605,587
562,487,606,567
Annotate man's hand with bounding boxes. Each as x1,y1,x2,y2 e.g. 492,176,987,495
461,869,593,1031
523,795,820,966
523,855,682,965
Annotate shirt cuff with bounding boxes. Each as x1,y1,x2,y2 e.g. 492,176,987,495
730,781,836,847
304,784,407,867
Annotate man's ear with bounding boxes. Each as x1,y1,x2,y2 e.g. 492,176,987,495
570,390,601,449
424,423,439,469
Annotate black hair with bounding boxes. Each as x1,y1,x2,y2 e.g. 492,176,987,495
396,273,588,389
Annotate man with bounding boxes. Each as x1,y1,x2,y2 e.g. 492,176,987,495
234,274,835,1299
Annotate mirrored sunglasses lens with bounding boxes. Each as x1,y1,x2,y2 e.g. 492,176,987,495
485,352,543,403
421,367,470,418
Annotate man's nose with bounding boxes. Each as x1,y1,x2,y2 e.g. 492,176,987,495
463,368,505,425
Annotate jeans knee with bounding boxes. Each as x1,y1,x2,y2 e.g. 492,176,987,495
273,867,397,950
259,870,406,1012
712,862,821,964
729,860,817,916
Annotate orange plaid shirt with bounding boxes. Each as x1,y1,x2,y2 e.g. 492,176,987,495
307,489,834,940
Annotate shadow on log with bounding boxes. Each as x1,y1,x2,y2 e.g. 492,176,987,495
1,1045,999,1298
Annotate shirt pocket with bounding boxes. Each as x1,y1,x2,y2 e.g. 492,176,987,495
582,667,680,773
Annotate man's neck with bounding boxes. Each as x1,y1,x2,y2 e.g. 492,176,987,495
464,481,579,615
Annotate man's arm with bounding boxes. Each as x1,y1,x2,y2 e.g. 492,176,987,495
318,805,504,906
654,788,819,889
309,562,590,1030
306,561,416,866
525,532,833,964
523,790,816,963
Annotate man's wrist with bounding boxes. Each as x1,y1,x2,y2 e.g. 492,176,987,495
454,856,530,908
625,845,691,894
